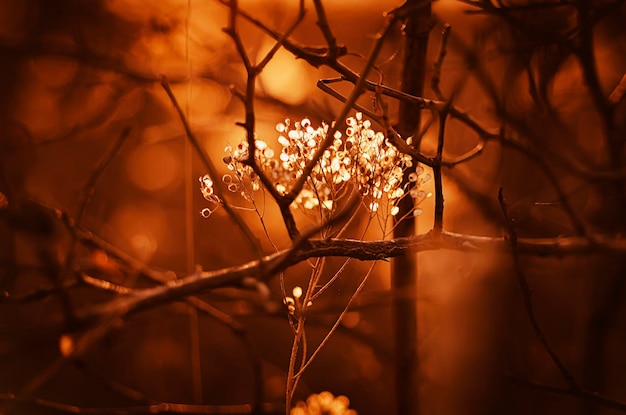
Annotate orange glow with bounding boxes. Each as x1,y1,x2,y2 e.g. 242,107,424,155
108,202,168,261
126,143,180,191
106,0,228,78
3,2,626,415
258,40,315,105
130,233,158,261
104,0,187,23
58,335,74,357
92,250,109,269
154,80,232,125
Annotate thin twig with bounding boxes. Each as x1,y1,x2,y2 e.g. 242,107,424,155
0,393,283,414
507,374,626,413
185,297,265,415
293,261,376,378
161,76,263,258
318,76,491,169
68,227,626,333
67,127,131,319
0,279,79,303
216,0,348,68
432,104,449,234
431,23,451,100
285,12,402,205
224,0,306,240
72,359,157,405
316,78,382,122
223,0,252,71
446,35,588,235
498,188,579,391
312,0,339,56
608,73,626,105
256,0,306,70
28,202,626,332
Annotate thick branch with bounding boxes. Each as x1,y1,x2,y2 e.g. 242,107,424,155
70,229,626,330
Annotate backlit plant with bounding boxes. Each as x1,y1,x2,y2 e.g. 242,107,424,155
200,113,429,220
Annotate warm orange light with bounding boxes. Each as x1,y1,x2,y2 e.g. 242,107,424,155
258,40,315,106
59,335,74,357
157,80,232,125
126,143,180,192
108,203,167,261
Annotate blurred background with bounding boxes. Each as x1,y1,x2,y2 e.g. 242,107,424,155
1,0,626,414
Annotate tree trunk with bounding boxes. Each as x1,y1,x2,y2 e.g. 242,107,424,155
392,2,432,415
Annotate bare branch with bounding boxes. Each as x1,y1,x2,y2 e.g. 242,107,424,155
160,76,263,258
609,73,626,105
498,188,579,390
67,227,626,331
223,0,252,71
0,393,283,415
431,23,451,101
312,0,339,56
285,13,401,206
433,104,449,234
215,0,348,68
508,375,626,413
256,1,306,70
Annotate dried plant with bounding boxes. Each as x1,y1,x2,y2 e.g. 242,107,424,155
1,1,626,415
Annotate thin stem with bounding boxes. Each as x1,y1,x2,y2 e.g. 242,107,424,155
312,0,339,56
431,24,451,100
256,0,306,71
161,77,263,259
285,314,306,413
293,261,376,378
286,13,400,205
0,393,283,414
432,105,448,234
507,375,626,413
59,127,132,327
224,0,308,240
498,188,579,390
